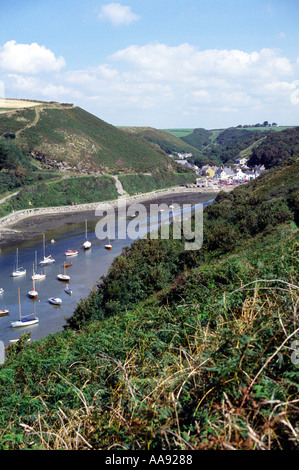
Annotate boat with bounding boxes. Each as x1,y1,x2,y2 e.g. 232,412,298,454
0,288,4,295
57,262,71,282
28,264,38,298
32,251,46,280
64,262,72,268
65,249,78,257
82,219,91,249
64,285,72,295
11,289,39,328
105,235,112,250
12,248,26,277
39,234,55,266
0,309,9,318
48,297,62,305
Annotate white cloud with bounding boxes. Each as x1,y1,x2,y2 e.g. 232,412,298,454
111,44,293,80
0,40,65,74
2,41,298,127
98,3,140,26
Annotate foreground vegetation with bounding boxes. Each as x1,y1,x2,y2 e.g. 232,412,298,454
0,156,298,450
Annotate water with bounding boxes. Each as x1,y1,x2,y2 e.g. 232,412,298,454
0,196,215,346
0,218,129,345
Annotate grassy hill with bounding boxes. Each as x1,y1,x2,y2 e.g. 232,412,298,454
247,126,299,168
0,100,195,203
119,126,202,156
0,103,180,173
0,155,298,450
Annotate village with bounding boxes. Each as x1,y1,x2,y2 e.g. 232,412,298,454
173,153,266,189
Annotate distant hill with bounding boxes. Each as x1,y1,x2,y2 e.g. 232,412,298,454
180,127,213,150
119,126,201,156
164,125,296,167
247,126,299,168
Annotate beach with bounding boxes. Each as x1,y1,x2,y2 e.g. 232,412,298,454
0,188,222,249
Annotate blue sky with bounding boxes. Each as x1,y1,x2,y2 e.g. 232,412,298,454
1,0,299,128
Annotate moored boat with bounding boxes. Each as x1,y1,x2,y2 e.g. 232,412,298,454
65,250,78,257
11,289,39,328
32,251,46,280
64,285,72,295
57,263,70,282
48,297,62,305
82,219,91,249
12,248,26,277
0,309,9,317
39,234,55,266
28,264,38,298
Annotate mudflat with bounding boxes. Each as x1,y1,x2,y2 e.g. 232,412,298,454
0,191,217,249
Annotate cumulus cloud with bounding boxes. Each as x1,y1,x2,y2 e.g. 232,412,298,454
98,3,140,26
0,40,65,74
2,40,298,127
111,43,293,80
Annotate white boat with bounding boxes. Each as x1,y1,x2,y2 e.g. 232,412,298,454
105,235,112,250
28,264,38,298
39,234,55,266
32,251,46,280
0,309,9,317
64,285,72,295
12,248,26,277
83,219,91,249
57,263,70,282
11,289,39,328
65,249,78,257
0,288,4,295
49,297,62,305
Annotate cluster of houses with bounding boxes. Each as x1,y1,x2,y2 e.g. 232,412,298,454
173,153,266,188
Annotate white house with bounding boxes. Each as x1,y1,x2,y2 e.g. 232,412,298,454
234,157,248,166
232,168,246,180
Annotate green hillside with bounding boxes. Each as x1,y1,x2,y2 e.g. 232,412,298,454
0,105,180,173
0,101,195,203
248,126,299,168
0,156,298,450
119,126,201,156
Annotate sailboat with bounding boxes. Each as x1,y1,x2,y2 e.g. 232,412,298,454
82,219,91,249
57,262,71,282
28,264,38,298
105,237,112,250
12,248,26,277
32,251,46,280
11,288,39,328
39,234,55,266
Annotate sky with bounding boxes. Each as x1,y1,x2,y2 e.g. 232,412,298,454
0,0,299,129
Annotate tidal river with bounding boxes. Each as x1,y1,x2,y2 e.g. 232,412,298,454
0,192,216,346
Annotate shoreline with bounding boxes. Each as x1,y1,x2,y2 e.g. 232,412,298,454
0,186,226,249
